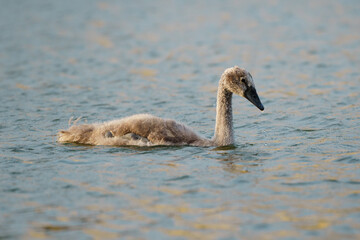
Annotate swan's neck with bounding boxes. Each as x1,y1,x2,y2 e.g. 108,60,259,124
213,81,234,146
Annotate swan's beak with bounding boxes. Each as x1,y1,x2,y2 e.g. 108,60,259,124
244,86,264,111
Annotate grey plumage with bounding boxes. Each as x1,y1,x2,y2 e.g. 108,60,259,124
57,66,264,147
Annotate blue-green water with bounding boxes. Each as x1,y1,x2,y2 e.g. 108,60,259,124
1,0,360,239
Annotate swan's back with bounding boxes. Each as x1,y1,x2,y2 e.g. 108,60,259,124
58,114,209,146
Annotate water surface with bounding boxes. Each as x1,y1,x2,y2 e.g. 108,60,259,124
1,0,360,239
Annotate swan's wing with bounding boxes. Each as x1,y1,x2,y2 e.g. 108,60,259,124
104,131,151,145
58,114,206,146
107,114,203,145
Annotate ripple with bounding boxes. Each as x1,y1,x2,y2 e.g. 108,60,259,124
41,225,73,232
335,156,359,163
347,181,360,185
166,175,191,181
295,128,321,132
4,188,22,193
281,181,321,186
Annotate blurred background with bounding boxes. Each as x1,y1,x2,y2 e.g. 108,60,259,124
0,0,359,239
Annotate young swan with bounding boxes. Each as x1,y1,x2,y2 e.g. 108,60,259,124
58,66,264,147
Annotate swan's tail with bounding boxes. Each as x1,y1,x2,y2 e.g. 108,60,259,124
57,124,95,144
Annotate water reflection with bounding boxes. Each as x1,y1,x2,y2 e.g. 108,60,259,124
214,147,264,175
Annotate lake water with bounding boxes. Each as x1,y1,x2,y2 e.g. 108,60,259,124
1,0,359,239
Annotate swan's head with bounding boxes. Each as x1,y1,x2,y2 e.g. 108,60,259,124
221,66,264,111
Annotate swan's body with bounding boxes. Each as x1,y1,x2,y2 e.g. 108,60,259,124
58,66,264,147
58,114,211,146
